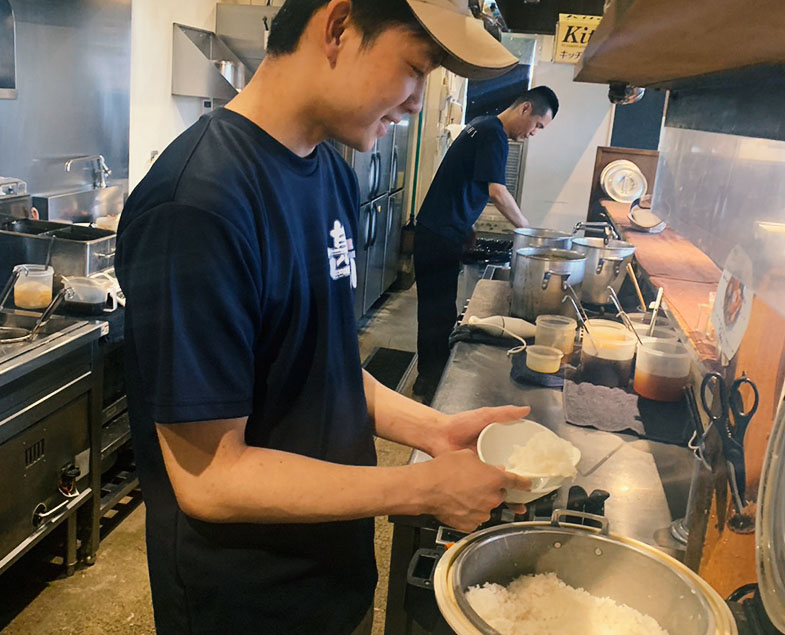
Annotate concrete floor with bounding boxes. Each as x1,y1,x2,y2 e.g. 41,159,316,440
1,285,424,635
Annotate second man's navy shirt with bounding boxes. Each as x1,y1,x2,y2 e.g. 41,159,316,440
416,115,509,244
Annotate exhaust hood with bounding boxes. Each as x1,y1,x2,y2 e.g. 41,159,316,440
0,0,17,99
216,3,279,73
172,23,250,100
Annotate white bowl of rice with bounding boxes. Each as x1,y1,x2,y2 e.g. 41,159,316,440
478,419,580,504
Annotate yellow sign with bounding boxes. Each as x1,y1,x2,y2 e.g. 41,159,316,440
554,14,602,64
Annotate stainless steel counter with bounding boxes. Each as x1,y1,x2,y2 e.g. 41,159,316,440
410,341,694,557
384,278,697,634
0,311,104,391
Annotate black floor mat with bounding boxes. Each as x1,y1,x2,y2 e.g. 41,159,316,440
363,347,415,391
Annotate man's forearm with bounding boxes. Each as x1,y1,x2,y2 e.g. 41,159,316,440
489,184,529,228
157,417,441,524
363,369,447,456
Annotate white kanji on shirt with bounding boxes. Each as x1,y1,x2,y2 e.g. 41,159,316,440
328,220,357,288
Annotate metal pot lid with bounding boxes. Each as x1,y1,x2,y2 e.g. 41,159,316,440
513,227,571,239
572,237,636,256
756,400,785,631
516,247,585,261
600,160,648,204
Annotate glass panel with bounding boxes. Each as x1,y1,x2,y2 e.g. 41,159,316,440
652,126,785,320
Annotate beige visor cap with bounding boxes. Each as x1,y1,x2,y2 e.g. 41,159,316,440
406,0,518,79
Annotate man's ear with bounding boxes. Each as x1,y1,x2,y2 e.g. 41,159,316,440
519,101,531,117
324,0,352,69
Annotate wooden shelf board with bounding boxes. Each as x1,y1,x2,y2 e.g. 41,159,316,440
575,0,785,88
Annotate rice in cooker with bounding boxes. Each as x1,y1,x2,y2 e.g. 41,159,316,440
465,572,669,635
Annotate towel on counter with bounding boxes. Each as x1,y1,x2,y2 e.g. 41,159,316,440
563,368,692,447
509,349,570,388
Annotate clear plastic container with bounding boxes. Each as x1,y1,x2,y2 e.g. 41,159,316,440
13,265,54,309
580,326,637,387
631,323,679,347
634,341,692,402
585,318,627,332
526,345,564,374
535,315,577,355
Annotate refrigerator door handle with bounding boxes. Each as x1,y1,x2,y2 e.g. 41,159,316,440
373,151,382,198
368,205,376,248
363,207,372,250
367,154,378,199
391,147,398,192
372,203,382,246
387,200,394,235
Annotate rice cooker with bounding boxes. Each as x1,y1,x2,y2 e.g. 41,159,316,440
434,398,785,635
433,510,737,635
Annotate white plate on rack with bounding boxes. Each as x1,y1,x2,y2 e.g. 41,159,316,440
600,160,648,203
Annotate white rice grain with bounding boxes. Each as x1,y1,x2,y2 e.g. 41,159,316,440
465,572,669,635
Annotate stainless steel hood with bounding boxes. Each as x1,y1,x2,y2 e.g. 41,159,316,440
0,0,17,99
216,3,279,73
172,23,249,100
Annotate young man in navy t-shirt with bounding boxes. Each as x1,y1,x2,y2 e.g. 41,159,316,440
115,1,534,633
413,86,559,400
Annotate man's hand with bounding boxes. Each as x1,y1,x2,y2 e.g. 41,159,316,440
428,405,530,458
418,449,531,531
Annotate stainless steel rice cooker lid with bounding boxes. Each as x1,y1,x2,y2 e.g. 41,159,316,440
756,400,785,631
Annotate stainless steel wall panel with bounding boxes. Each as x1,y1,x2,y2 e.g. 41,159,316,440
0,0,17,98
0,0,131,194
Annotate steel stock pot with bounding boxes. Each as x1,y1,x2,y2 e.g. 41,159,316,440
571,237,636,305
511,228,573,286
511,248,585,321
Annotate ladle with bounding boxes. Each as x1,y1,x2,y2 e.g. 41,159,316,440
561,294,597,352
607,287,643,345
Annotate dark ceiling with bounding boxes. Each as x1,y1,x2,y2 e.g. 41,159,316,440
495,0,605,34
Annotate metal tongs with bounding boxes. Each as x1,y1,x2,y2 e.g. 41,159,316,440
562,285,597,350
607,287,643,345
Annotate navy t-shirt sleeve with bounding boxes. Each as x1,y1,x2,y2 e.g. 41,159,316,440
472,126,508,185
118,203,261,424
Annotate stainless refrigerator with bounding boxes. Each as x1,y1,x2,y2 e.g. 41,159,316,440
331,117,410,321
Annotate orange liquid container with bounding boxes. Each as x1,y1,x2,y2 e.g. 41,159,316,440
633,341,691,402
633,370,690,402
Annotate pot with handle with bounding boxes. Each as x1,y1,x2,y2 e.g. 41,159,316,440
571,237,636,305
511,248,586,321
510,228,573,286
434,510,736,635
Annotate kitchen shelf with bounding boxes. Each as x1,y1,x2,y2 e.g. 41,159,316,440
575,0,785,89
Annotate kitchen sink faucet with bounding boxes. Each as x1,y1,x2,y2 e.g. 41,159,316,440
64,154,112,189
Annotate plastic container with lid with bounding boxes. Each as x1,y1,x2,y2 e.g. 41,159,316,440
525,345,564,374
535,315,577,356
633,341,691,402
580,326,637,388
631,323,679,347
584,318,627,333
13,265,54,309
